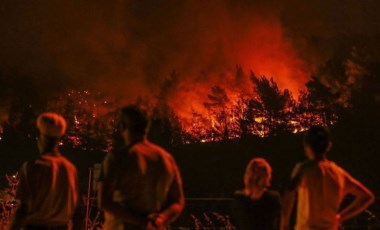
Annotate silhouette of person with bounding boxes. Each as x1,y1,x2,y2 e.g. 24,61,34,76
97,105,185,230
281,125,375,230
10,113,82,230
233,158,281,230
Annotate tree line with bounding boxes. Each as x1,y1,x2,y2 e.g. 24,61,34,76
0,48,379,150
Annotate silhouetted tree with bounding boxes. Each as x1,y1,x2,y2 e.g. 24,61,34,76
250,72,294,135
150,70,183,146
204,86,231,140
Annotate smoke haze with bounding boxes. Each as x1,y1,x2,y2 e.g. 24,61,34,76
1,0,379,111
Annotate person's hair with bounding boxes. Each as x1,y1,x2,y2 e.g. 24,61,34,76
245,158,272,188
304,125,331,156
120,105,149,136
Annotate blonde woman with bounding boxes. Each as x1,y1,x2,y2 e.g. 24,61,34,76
233,158,281,230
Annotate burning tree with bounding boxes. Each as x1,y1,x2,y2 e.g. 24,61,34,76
149,70,184,146
203,86,232,141
250,72,296,136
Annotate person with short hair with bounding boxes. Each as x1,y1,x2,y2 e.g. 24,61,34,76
10,113,82,230
281,125,375,230
97,105,185,230
233,158,281,230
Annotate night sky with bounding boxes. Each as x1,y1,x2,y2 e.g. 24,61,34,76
1,0,380,103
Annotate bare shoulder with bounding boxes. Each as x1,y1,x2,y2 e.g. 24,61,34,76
144,140,174,160
59,156,77,172
291,161,309,176
22,157,55,174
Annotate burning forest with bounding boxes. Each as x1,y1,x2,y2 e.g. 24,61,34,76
1,46,377,151
0,0,379,150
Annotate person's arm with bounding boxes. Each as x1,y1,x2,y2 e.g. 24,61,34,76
281,163,303,230
152,161,185,226
97,154,148,227
10,163,29,230
281,190,295,230
272,192,282,230
338,172,375,223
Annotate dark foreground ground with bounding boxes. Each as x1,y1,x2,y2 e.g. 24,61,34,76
1,119,379,229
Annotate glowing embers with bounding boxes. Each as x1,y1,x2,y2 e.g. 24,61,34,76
181,93,336,143
46,89,117,152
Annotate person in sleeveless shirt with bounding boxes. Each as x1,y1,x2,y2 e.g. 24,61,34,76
281,126,374,230
10,113,82,230
97,105,185,230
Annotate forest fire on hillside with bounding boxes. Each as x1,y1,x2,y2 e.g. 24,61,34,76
26,66,337,150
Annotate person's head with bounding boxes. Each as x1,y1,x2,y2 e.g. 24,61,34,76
119,105,149,145
304,125,332,160
36,113,67,154
244,158,272,191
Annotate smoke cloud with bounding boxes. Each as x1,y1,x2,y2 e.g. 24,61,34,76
1,0,379,115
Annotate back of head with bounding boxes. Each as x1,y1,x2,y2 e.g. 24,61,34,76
245,158,272,189
120,105,149,136
37,113,67,151
304,125,331,158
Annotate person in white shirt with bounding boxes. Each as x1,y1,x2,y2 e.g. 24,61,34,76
97,105,185,230
10,113,82,230
281,125,374,230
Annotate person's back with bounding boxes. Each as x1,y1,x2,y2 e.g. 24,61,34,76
11,113,81,230
295,160,350,229
18,153,78,226
233,190,281,230
232,158,281,230
102,140,181,229
281,126,374,230
98,105,185,230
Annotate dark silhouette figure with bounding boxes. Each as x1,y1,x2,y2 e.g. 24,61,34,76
10,113,82,230
97,105,185,230
281,126,375,230
233,158,281,230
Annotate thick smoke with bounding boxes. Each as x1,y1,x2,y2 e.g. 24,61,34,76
0,0,379,117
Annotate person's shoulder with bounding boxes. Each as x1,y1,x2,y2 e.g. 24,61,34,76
234,189,246,196
325,160,342,169
298,160,314,167
325,160,349,175
145,140,174,160
109,147,132,160
291,160,310,176
265,190,280,198
264,190,281,203
26,156,51,167
22,156,54,174
57,155,77,172
146,140,170,153
233,190,249,201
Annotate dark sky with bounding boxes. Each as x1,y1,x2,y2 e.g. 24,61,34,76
0,0,380,109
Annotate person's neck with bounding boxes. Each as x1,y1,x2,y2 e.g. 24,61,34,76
313,155,327,162
40,147,59,155
125,136,146,147
245,187,266,200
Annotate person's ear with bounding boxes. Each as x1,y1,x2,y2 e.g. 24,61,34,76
327,141,333,152
120,121,126,132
